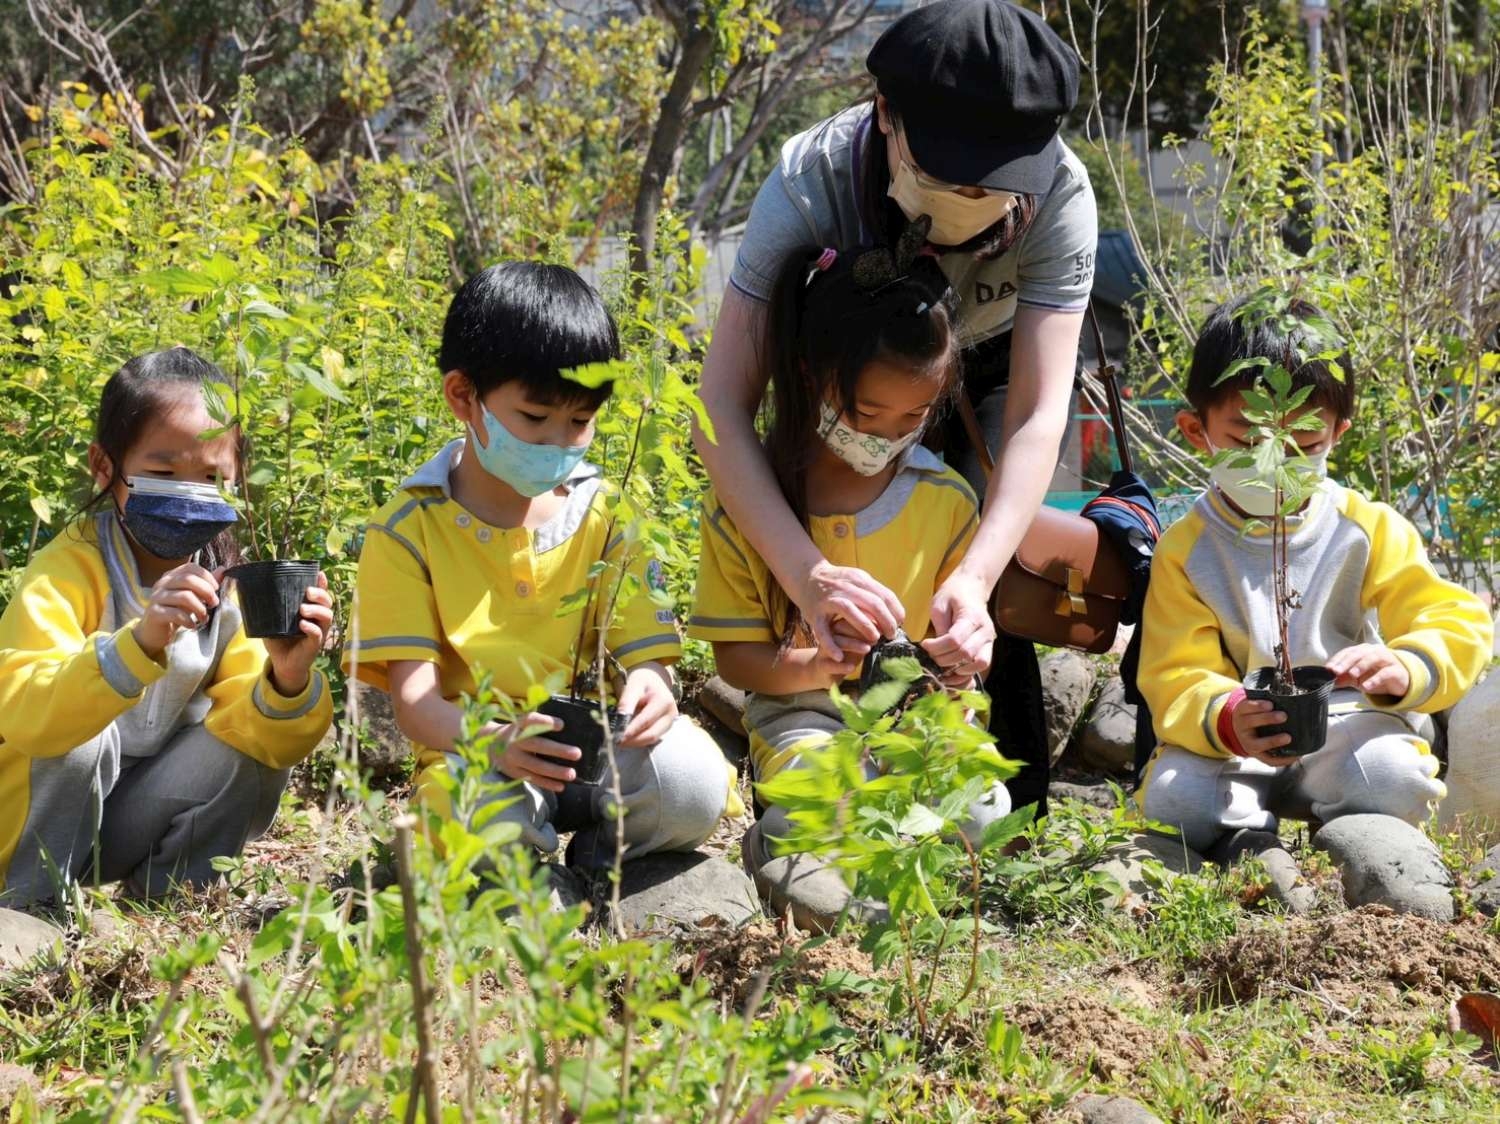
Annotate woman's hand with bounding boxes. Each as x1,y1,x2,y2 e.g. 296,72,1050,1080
617,662,679,747
133,562,223,660
797,559,905,660
262,571,336,698
922,571,997,681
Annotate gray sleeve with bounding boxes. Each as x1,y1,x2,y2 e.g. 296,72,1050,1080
728,163,826,303
1014,160,1099,312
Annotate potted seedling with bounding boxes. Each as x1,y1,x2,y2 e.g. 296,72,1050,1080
1211,299,1341,756
204,309,323,640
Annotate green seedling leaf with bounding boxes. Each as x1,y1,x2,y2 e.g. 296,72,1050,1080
563,358,631,388
138,267,218,295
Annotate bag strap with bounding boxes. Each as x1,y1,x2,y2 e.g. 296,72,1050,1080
957,298,1133,479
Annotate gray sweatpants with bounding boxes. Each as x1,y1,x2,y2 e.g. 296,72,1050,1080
454,717,730,871
1140,709,1445,853
746,690,1012,864
4,722,288,906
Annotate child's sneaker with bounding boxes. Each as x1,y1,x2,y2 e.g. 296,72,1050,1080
740,821,888,933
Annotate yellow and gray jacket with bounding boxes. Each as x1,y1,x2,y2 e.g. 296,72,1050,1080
0,512,332,891
1138,482,1492,759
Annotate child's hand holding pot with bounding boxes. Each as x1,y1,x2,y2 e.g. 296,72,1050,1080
133,562,222,659
262,571,335,697
1228,697,1296,766
487,714,578,792
618,662,678,747
1326,644,1410,699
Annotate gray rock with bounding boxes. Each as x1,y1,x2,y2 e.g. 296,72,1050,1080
1437,670,1499,840
1107,623,1138,659
1467,844,1500,918
0,909,63,973
1039,651,1097,765
1076,676,1138,774
697,676,748,734
1314,814,1454,921
1204,829,1316,915
608,853,761,933
1049,780,1121,810
1097,832,1204,905
1075,1094,1162,1124
703,716,750,771
346,683,411,781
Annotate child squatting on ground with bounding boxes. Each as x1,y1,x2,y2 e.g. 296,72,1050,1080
689,245,1010,933
345,262,736,868
0,348,335,908
1137,296,1493,854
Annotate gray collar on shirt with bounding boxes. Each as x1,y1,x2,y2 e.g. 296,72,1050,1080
399,437,604,554
854,444,950,538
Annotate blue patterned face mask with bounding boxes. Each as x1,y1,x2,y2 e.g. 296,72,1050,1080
119,476,239,560
469,402,589,497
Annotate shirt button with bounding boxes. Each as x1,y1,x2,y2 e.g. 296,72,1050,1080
833,522,849,538
476,527,492,543
515,581,531,597
455,513,471,529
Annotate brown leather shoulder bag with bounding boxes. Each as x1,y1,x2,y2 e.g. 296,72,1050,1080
957,303,1139,654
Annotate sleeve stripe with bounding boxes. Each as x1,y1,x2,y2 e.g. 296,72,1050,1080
95,632,145,697
253,670,326,721
355,634,442,652
365,523,429,579
704,507,751,567
917,475,979,507
688,615,770,631
939,524,974,571
613,633,680,660
1016,297,1090,312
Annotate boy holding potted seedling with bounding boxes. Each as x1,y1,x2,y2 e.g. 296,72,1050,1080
345,263,736,868
1137,293,1492,854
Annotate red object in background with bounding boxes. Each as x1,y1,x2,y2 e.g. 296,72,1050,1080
1078,387,1111,469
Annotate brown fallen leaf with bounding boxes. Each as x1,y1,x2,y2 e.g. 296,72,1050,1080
1447,991,1500,1069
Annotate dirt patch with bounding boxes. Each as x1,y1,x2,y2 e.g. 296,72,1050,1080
1005,993,1163,1079
1182,905,1500,1008
679,919,880,1010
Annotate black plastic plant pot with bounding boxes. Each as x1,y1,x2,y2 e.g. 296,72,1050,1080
859,630,944,713
226,560,319,639
1243,665,1337,757
537,695,628,786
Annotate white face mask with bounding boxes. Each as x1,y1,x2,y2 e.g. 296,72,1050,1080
818,400,921,476
1207,440,1329,517
887,156,1018,247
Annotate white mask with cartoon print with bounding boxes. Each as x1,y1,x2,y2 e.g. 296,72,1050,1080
818,400,921,476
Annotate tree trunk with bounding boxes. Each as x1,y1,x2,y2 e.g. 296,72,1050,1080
630,17,715,284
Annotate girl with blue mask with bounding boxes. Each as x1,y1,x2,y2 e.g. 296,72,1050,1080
0,348,334,907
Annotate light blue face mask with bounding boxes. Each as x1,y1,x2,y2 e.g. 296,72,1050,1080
469,402,589,498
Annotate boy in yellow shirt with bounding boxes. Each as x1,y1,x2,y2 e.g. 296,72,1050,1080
346,262,732,867
1138,295,1493,853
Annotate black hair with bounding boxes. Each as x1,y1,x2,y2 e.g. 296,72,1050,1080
438,261,620,410
1187,294,1356,422
858,100,1039,263
80,347,245,569
763,245,961,646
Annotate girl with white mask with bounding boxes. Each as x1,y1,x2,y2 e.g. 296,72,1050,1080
696,0,1098,821
689,242,1011,932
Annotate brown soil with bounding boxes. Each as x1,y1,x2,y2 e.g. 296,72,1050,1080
1182,905,1500,1008
678,919,880,1010
1004,993,1163,1079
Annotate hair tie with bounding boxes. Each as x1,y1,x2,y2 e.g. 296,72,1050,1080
814,247,838,272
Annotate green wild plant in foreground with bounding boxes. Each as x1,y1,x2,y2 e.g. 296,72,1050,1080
757,659,1031,1042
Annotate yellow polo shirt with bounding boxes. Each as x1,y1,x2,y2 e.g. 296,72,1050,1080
688,446,979,652
345,440,681,762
